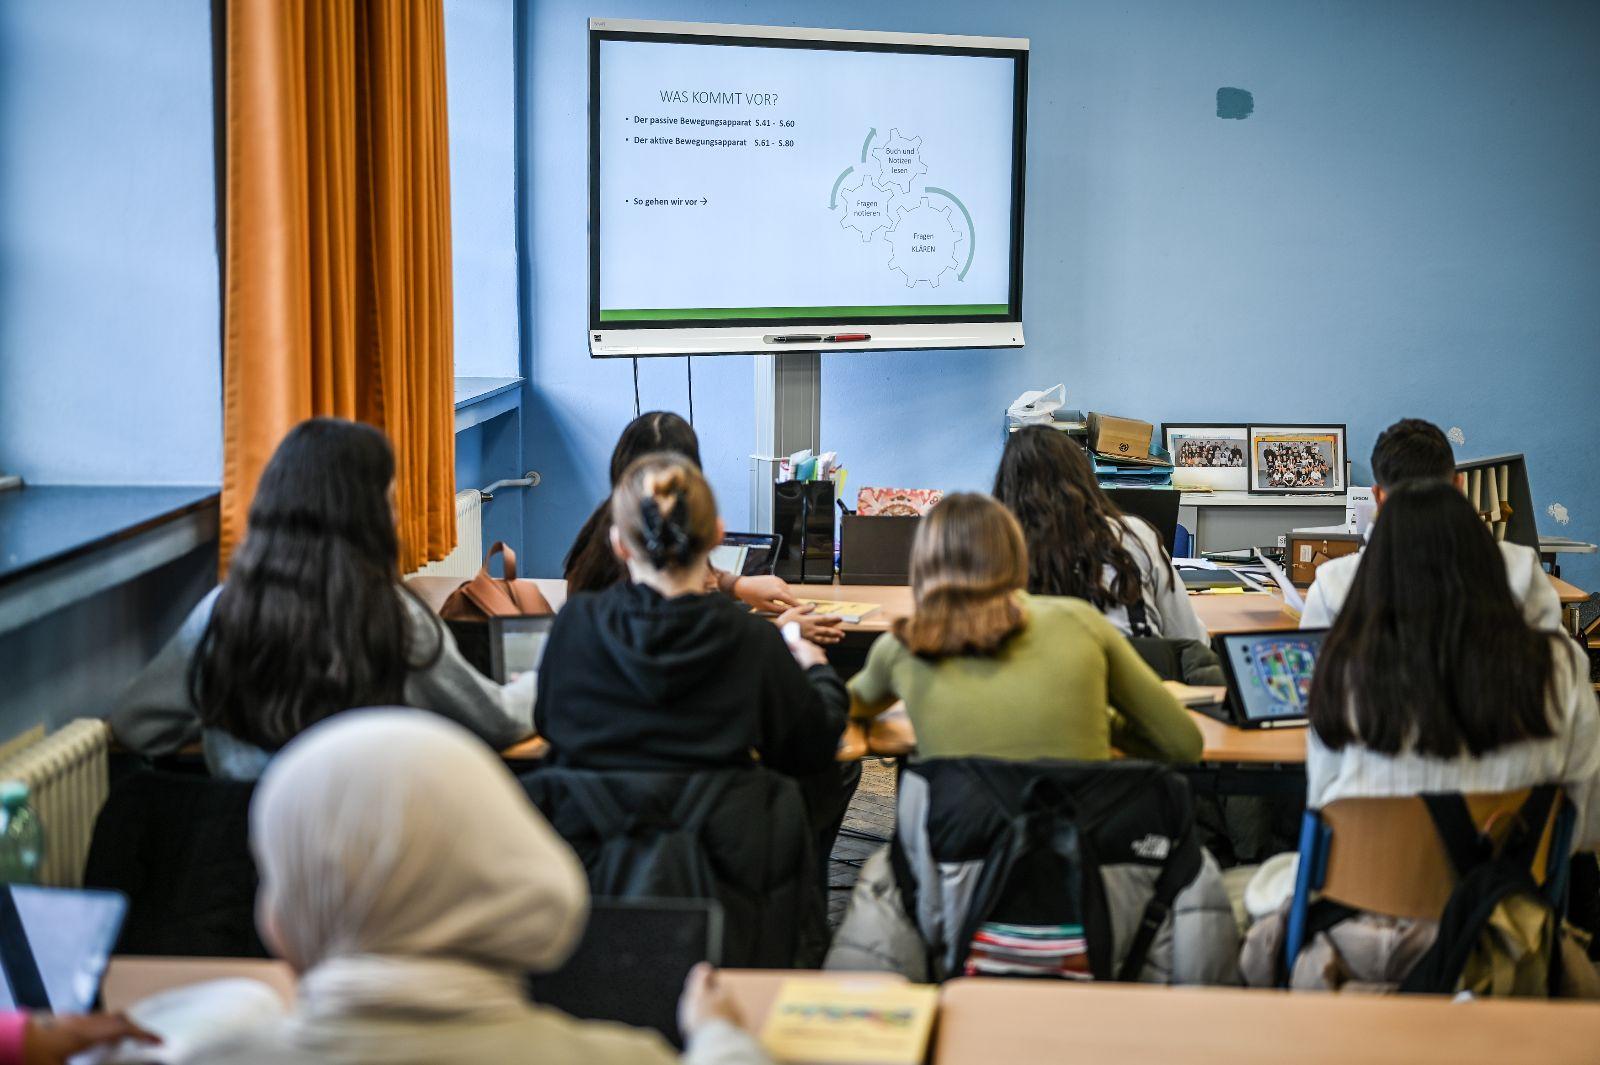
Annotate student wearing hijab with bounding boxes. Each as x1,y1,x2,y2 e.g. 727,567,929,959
112,419,534,777
197,710,767,1065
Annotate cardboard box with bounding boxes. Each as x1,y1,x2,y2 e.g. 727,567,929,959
1088,412,1155,461
1288,531,1364,587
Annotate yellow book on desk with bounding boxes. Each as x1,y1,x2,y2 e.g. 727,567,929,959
795,599,881,623
759,978,937,1065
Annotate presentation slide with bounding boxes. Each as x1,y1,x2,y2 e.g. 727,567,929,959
596,37,1020,324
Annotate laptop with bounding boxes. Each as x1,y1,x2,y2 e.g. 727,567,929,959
709,532,782,578
487,615,556,684
1104,488,1181,554
1209,628,1328,729
0,885,126,1012
526,898,722,1048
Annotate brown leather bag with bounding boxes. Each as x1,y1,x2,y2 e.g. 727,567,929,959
439,542,553,620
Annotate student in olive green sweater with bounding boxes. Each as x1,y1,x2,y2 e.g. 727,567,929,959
848,493,1202,764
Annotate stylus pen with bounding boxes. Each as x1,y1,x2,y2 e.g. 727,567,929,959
824,333,872,343
764,334,823,344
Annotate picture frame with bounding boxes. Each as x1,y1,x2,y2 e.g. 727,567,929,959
1161,423,1250,492
1247,425,1347,495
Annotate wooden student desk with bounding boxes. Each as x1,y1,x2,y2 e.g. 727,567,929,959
414,572,1589,768
407,575,1312,768
931,978,1600,1065
98,960,1600,1065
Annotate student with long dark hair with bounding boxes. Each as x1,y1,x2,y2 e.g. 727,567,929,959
848,493,1200,763
564,412,708,593
565,411,840,642
1300,418,1560,629
112,419,534,777
1305,480,1600,836
1241,481,1600,989
993,426,1206,641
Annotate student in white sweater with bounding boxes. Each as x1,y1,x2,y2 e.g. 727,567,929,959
110,419,534,779
1304,480,1600,847
994,426,1207,641
1301,418,1560,631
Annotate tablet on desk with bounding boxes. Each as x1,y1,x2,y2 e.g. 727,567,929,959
526,898,722,1048
1210,628,1327,729
0,885,126,1012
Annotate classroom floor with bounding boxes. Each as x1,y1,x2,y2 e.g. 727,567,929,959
828,758,897,926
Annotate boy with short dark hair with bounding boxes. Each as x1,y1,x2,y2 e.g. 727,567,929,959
1300,418,1560,629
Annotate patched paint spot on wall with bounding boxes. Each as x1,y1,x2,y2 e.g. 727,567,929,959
1547,502,1570,526
1446,426,1466,446
1216,87,1254,120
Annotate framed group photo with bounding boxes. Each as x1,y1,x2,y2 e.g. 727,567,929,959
1162,423,1249,492
1247,425,1347,494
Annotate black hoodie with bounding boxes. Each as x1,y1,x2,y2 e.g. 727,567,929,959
535,581,848,774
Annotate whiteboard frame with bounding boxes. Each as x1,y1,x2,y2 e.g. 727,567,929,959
588,18,1029,357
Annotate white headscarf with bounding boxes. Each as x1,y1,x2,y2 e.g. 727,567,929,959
251,709,589,1021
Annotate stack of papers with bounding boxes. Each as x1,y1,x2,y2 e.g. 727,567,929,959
964,922,1091,979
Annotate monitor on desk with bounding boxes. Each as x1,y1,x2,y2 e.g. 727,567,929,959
1104,488,1181,554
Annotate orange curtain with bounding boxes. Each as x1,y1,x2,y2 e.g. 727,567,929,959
222,0,456,573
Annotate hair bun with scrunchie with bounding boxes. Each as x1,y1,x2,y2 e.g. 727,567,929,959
639,491,693,568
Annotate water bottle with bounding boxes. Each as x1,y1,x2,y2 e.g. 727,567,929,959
0,782,44,884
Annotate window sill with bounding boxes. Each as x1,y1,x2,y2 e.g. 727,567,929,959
0,486,219,636
454,377,523,433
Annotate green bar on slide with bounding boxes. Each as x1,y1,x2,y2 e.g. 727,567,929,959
599,304,1009,322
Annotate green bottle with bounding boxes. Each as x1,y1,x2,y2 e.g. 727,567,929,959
0,782,44,884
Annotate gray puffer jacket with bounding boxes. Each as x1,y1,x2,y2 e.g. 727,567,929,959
827,760,1240,986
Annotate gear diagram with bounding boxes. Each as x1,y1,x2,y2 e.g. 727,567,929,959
884,198,963,288
837,170,892,242
870,128,928,196
826,126,973,289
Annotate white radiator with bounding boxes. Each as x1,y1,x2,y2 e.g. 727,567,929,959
0,719,111,887
412,489,484,579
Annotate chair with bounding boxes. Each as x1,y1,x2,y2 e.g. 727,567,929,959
520,766,827,968
1283,789,1573,973
82,770,266,957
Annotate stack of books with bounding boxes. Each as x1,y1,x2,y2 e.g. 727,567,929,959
964,921,1091,978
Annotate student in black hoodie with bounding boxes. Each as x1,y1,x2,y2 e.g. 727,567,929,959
536,452,848,778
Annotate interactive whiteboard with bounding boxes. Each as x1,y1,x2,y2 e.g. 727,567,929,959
589,19,1028,357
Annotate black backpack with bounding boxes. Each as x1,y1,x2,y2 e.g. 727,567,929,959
1400,785,1569,996
901,759,1202,982
542,772,735,900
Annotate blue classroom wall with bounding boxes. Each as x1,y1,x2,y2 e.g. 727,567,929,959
446,0,521,379
0,0,221,736
520,0,1600,589
0,0,222,486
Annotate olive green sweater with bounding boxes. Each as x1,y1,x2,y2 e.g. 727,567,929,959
849,593,1202,763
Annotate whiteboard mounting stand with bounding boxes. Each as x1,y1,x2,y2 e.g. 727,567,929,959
749,353,821,532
